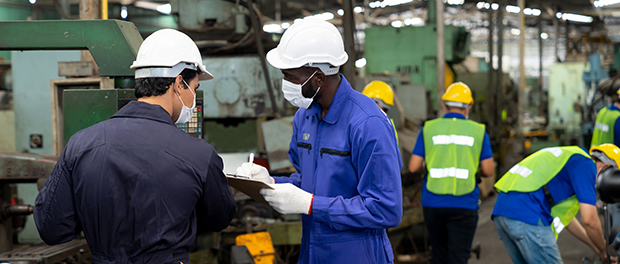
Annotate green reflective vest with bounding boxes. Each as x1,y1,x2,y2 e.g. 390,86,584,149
591,107,620,147
495,146,591,239
423,118,485,196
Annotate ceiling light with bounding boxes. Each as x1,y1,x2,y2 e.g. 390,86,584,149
120,6,128,19
369,0,413,9
391,20,404,28
541,32,548,39
337,9,344,16
355,58,367,68
594,0,620,7
156,3,171,14
281,22,290,29
29,0,36,4
491,3,499,10
506,5,520,14
263,24,282,33
561,13,593,23
511,28,520,35
354,6,365,13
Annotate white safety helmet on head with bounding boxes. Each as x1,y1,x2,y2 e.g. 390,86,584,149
266,18,348,75
131,29,213,81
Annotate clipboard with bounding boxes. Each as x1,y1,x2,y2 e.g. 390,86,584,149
226,176,274,205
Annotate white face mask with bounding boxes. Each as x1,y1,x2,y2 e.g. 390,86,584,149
282,71,321,109
175,80,196,124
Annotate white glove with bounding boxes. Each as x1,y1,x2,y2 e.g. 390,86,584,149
260,183,314,215
236,162,275,184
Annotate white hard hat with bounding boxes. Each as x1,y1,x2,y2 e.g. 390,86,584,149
131,29,213,81
266,18,348,75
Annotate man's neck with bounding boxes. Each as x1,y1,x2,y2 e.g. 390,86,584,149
317,75,342,120
138,94,173,117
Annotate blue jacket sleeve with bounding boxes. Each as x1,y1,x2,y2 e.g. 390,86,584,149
412,128,425,157
312,116,403,230
34,147,81,245
273,113,302,187
615,117,620,148
196,153,236,232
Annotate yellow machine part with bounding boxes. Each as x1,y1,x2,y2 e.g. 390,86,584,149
235,232,276,264
445,63,455,90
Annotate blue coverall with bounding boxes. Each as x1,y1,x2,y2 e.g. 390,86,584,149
273,74,403,264
34,101,236,264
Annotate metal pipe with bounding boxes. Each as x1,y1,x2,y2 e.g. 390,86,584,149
80,0,100,76
518,0,525,137
554,18,559,61
342,0,357,86
246,0,280,118
436,0,445,117
101,0,108,20
487,7,495,139
496,0,505,138
538,18,543,116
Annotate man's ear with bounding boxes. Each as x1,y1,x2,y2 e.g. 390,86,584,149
315,70,326,87
172,75,183,93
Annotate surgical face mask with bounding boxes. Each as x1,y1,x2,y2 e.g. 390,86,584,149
282,71,321,109
175,80,196,124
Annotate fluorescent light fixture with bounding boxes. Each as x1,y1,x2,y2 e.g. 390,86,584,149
355,58,367,68
506,5,520,14
403,17,425,26
556,12,563,19
156,3,171,14
561,13,593,23
445,0,464,5
511,28,520,35
531,9,541,16
314,12,334,20
29,0,36,4
491,3,499,10
476,1,487,9
135,1,171,14
337,9,344,16
540,32,548,39
594,0,620,7
263,23,282,33
484,3,490,9
121,6,128,19
522,8,541,16
369,0,413,9
391,20,404,28
354,6,365,13
281,22,291,29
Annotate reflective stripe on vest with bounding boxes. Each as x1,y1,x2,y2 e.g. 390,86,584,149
494,147,590,239
423,118,485,196
592,107,620,146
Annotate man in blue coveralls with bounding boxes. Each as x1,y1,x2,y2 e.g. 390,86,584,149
34,29,236,263
408,82,495,264
236,18,403,264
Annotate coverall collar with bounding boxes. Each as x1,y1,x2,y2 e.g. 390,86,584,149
443,112,466,119
111,101,177,126
306,73,351,124
610,103,620,112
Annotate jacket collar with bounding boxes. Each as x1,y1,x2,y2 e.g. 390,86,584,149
111,101,176,126
305,74,352,124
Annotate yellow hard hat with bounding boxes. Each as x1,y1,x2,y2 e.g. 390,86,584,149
590,144,620,168
442,82,474,108
362,81,394,108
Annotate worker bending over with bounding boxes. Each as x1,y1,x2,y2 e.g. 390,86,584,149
409,82,495,264
236,18,403,264
34,29,236,263
492,144,619,263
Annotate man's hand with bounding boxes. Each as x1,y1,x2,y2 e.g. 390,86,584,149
236,162,274,184
259,183,313,215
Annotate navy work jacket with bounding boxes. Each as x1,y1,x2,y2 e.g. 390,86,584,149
273,75,403,264
34,101,236,264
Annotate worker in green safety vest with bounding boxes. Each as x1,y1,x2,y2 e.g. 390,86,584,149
362,80,399,144
492,144,620,263
409,82,495,264
592,86,620,148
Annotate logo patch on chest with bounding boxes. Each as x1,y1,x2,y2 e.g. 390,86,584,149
303,133,310,140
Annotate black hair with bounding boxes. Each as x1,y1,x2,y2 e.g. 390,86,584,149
135,68,200,98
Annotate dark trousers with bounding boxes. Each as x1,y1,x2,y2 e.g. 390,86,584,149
423,207,479,264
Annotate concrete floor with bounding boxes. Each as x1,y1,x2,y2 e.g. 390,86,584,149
468,194,602,264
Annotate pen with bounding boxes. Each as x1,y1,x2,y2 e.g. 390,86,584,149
226,173,250,179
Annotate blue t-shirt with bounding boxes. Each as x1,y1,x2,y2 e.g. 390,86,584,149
609,104,620,147
412,113,493,210
492,154,597,226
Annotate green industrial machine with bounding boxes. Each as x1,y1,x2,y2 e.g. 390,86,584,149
364,24,470,111
63,89,204,147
